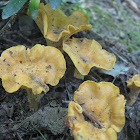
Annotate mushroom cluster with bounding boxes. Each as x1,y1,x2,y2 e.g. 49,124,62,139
66,81,126,140
34,3,116,76
0,44,66,109
35,3,92,49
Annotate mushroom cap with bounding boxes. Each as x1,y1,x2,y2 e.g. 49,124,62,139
35,3,92,42
74,81,126,132
35,5,48,37
0,44,66,94
66,101,117,140
127,74,140,87
63,37,116,75
126,74,140,105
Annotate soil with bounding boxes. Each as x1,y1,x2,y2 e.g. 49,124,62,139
0,0,140,140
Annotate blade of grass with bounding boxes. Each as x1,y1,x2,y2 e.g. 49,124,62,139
31,122,47,140
29,0,40,20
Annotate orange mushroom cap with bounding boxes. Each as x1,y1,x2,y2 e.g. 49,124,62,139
63,37,116,75
74,81,126,133
0,44,66,94
66,101,117,140
66,81,126,140
127,74,140,105
35,3,92,42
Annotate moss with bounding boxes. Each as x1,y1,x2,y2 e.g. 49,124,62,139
60,1,91,19
61,1,140,52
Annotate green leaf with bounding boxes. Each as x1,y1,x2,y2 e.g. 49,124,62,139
0,1,9,8
2,0,27,19
29,0,40,20
49,0,62,10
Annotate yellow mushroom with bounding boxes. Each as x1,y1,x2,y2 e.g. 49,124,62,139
66,81,126,140
63,37,116,75
66,101,117,140
35,3,92,49
0,44,66,109
127,74,140,105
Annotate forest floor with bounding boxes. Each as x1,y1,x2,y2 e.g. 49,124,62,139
0,0,140,140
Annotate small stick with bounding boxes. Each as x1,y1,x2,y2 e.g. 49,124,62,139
82,108,104,129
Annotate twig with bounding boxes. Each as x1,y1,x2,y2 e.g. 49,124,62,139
0,15,17,37
2,38,19,46
16,132,24,140
31,122,47,140
82,108,104,129
110,48,129,64
91,70,102,81
60,127,68,140
17,32,33,45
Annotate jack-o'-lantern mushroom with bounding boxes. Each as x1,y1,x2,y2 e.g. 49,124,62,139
127,74,140,105
0,44,66,109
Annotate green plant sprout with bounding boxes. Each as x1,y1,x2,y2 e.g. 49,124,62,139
1,0,63,20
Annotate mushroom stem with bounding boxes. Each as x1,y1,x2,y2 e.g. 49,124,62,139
74,68,85,80
27,89,41,110
46,39,63,51
82,108,104,129
127,86,140,105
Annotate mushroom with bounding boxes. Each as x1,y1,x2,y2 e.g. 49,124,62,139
66,81,126,140
66,101,117,140
35,3,92,49
127,74,140,105
0,44,66,109
63,37,116,75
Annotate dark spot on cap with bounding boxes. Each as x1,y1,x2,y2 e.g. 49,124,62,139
46,65,51,69
3,59,6,62
73,116,77,120
53,31,60,34
13,74,16,76
31,77,36,80
7,63,10,66
9,51,13,56
80,57,87,63
64,42,70,45
79,103,85,106
19,61,22,64
78,38,83,42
